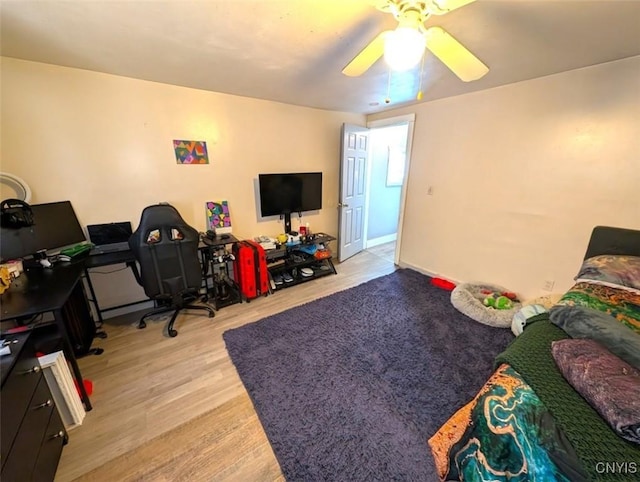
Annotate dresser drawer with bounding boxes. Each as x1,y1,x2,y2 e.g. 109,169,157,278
1,375,56,481
0,336,41,465
32,407,67,482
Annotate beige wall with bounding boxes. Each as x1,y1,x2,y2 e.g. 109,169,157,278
0,57,364,309
3,56,639,307
0,57,364,236
370,56,640,300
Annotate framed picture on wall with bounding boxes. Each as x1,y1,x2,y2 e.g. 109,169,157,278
173,140,209,164
205,201,232,232
386,146,405,187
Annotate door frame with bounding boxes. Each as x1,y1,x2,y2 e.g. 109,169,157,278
365,113,416,265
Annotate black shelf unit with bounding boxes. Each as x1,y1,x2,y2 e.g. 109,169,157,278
200,234,242,310
266,233,337,291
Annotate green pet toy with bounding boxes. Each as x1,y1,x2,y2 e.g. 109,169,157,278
483,293,513,310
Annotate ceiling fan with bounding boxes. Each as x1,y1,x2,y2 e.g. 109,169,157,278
342,0,488,82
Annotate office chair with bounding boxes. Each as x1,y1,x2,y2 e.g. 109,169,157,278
129,203,214,337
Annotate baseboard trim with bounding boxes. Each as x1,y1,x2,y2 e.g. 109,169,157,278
366,233,397,248
397,261,460,285
102,301,154,320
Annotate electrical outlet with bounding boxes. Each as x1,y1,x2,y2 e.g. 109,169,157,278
427,186,434,195
542,280,555,292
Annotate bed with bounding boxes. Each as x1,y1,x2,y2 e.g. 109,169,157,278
429,226,640,481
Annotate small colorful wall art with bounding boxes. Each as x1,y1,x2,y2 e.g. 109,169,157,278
173,140,209,164
206,201,232,230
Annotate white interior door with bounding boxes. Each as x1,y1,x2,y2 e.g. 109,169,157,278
338,124,369,262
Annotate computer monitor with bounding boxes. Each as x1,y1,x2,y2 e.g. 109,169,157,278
0,201,86,261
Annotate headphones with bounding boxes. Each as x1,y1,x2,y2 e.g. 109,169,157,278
1,199,34,228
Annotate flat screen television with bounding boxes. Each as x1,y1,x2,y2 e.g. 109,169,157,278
0,201,86,261
258,172,322,233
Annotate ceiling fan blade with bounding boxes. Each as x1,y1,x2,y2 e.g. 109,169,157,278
342,30,390,77
430,0,477,15
424,26,488,81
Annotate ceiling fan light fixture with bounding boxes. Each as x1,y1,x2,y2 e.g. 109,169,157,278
383,27,425,72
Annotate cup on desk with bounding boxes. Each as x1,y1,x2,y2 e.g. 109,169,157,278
299,226,307,236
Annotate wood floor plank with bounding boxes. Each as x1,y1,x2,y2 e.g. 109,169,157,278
74,393,280,482
55,250,395,481
366,241,396,263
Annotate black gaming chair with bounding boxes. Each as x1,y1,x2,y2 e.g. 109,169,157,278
129,203,214,337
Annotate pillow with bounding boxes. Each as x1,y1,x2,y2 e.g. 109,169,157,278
549,305,640,370
576,255,640,291
551,339,640,445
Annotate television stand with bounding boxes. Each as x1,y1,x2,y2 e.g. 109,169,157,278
280,211,301,234
266,233,337,291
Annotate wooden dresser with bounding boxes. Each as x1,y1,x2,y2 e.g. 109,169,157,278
1,331,68,481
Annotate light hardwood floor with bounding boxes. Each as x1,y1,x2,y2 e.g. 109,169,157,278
55,249,396,481
366,241,396,264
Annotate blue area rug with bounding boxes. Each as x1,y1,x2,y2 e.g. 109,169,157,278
223,269,514,481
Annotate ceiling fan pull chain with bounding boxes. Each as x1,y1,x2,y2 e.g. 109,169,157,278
385,69,392,104
417,51,426,100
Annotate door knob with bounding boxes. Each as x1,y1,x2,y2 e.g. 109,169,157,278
338,203,350,208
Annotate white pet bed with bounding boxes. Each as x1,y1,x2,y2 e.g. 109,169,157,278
450,282,521,328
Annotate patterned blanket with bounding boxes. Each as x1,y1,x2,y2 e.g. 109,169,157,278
430,281,640,481
429,363,587,481
556,282,640,333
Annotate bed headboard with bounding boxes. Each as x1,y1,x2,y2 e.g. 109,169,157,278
583,226,640,260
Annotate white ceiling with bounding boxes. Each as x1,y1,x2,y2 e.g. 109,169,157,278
2,0,640,114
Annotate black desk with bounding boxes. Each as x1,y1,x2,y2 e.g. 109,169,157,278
0,263,93,411
83,236,240,321
0,236,240,413
82,250,140,324
85,250,136,269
